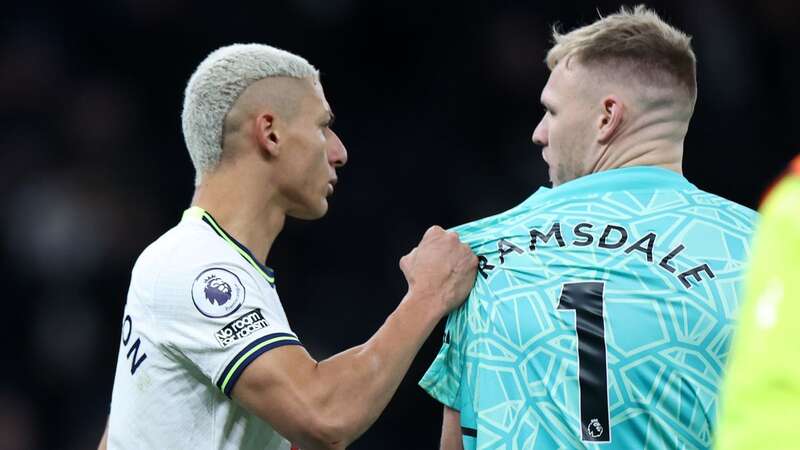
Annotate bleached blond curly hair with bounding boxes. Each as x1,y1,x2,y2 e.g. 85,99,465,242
182,43,318,186
546,5,696,100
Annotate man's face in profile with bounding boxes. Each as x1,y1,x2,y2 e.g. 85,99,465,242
531,61,596,187
278,78,347,220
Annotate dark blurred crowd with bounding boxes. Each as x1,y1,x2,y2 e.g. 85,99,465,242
1,1,798,449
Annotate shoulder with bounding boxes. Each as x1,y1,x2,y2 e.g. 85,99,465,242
684,187,759,231
451,191,546,249
130,220,264,313
133,219,234,280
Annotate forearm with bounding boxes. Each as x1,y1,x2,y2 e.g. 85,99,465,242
234,226,476,450
441,406,464,450
313,291,444,443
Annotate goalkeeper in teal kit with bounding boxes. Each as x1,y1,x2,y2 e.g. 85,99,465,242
420,7,758,450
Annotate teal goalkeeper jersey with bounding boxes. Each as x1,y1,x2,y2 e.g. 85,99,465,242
420,166,758,450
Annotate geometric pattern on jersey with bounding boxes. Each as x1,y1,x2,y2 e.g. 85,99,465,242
420,167,758,450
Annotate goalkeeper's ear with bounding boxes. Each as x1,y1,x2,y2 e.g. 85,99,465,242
597,96,624,145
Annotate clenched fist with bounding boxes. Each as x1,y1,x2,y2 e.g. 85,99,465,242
400,226,478,315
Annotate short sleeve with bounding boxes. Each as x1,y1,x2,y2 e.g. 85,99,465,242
148,261,302,397
419,226,491,409
419,291,471,409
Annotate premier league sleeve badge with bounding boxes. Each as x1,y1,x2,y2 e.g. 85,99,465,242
191,268,246,318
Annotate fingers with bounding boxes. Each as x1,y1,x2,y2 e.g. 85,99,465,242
416,226,469,261
399,247,417,272
402,226,475,276
423,225,445,240
423,225,464,251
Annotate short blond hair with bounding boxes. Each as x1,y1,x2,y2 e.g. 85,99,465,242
546,5,696,99
182,44,318,186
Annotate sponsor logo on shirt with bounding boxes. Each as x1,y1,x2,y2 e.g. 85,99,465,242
215,309,269,347
192,267,245,318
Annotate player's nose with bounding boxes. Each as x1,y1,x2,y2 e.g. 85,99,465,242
328,129,348,168
532,118,547,147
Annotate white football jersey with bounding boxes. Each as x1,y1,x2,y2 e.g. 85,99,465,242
107,207,300,450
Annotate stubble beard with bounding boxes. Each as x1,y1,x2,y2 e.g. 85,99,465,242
555,153,587,187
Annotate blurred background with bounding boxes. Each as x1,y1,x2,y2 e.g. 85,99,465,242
1,0,797,448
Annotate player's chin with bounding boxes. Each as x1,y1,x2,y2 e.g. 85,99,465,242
548,167,559,187
288,198,329,220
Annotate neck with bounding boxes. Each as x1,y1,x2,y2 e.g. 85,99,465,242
590,117,686,176
591,139,684,175
191,169,285,265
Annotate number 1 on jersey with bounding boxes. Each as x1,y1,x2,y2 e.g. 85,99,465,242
557,281,611,442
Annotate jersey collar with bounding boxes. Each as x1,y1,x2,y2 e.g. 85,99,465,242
524,166,695,207
182,206,276,287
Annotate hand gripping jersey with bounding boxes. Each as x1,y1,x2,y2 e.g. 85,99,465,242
715,156,800,450
108,207,302,450
420,167,758,450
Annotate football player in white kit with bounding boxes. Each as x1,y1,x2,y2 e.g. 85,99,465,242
98,44,477,450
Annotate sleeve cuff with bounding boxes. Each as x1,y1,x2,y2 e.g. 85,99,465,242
418,356,460,409
216,332,302,397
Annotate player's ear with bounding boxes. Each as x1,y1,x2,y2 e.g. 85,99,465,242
598,96,624,144
255,112,280,157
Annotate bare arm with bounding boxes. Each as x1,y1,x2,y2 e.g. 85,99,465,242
233,226,477,450
97,419,108,450
440,406,463,450
235,293,443,449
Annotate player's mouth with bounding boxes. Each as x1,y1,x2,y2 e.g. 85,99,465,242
327,178,337,196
